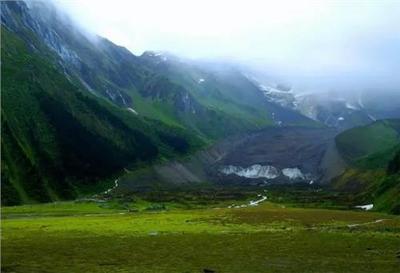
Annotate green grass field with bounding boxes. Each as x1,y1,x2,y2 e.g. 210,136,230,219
2,197,400,273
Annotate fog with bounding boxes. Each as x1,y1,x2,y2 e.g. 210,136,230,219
55,0,400,91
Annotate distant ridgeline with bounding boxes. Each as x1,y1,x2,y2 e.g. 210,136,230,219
334,119,400,214
1,1,317,205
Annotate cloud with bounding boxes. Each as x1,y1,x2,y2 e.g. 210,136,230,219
54,0,400,90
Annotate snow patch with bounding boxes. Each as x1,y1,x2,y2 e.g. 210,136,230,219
198,78,205,84
368,114,377,121
282,168,305,180
271,112,283,126
355,204,373,211
127,107,138,115
346,102,359,110
221,164,279,179
118,92,127,106
338,117,345,121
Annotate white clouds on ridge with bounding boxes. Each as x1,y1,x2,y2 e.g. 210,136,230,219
55,0,400,89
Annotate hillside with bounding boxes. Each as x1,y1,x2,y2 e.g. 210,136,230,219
334,119,400,214
2,1,316,141
140,53,315,127
1,1,320,205
1,27,205,205
1,1,265,140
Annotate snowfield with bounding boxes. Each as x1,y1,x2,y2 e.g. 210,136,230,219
221,165,308,181
220,164,279,179
282,168,305,180
355,204,374,211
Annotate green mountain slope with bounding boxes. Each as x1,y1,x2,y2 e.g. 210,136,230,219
336,119,400,164
1,28,202,205
140,52,317,128
1,1,319,205
334,119,400,214
1,1,290,141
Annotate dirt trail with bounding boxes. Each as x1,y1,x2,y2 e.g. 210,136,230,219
347,219,388,228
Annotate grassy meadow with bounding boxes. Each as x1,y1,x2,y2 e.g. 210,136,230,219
2,194,400,273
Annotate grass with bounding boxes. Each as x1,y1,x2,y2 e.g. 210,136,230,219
2,197,400,273
1,201,124,218
336,120,400,164
333,119,400,215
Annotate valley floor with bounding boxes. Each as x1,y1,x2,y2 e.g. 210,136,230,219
2,198,400,273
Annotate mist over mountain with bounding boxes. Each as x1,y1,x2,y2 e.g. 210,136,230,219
55,0,400,91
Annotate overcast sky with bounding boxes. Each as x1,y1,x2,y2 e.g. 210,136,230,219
55,0,400,90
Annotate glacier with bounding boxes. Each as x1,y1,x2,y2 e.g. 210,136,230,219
282,168,305,180
220,164,279,179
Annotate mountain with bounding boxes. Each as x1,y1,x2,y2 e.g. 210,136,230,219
1,1,318,205
246,72,400,130
0,1,252,140
2,1,316,140
139,53,315,128
333,119,400,214
1,26,205,205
